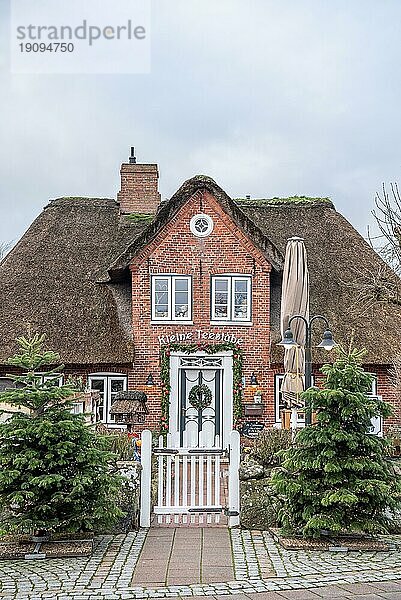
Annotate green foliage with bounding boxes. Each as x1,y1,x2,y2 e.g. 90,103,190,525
252,428,292,467
126,213,154,223
0,334,124,534
235,196,332,206
101,431,135,461
271,346,401,538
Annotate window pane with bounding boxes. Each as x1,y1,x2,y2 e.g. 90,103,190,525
234,279,249,319
154,278,169,318
90,379,105,421
155,291,168,317
235,280,247,293
215,279,228,292
215,305,228,317
175,305,188,317
175,278,188,291
175,291,188,305
90,379,104,392
155,278,168,291
111,379,125,394
213,278,229,318
109,379,125,422
175,290,188,317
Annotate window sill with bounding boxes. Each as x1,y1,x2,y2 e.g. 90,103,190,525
151,321,194,325
210,321,253,327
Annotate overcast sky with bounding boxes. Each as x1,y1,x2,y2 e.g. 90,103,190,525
1,0,401,246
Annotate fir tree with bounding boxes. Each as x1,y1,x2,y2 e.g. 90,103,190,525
272,346,401,538
0,333,123,534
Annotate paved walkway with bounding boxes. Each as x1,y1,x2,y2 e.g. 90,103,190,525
132,528,235,587
1,530,401,598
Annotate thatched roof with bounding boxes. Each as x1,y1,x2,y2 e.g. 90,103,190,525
0,197,145,364
0,176,400,365
110,391,148,417
236,198,401,363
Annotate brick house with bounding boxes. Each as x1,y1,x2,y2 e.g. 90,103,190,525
0,150,400,445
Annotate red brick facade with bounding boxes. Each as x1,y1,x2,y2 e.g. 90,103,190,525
129,190,272,432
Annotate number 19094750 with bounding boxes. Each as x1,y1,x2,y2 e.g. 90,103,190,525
19,43,74,52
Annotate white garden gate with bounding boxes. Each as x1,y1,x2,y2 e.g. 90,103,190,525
140,430,240,527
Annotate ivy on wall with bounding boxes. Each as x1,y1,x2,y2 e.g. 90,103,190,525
159,342,244,434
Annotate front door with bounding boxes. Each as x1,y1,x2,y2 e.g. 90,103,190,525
169,352,233,448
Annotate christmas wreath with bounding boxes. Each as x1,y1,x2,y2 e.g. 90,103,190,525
188,384,212,411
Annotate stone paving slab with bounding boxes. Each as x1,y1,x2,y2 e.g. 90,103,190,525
1,530,401,598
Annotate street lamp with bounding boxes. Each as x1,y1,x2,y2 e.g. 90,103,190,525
278,314,337,425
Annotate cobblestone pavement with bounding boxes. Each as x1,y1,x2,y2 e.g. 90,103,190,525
0,530,401,599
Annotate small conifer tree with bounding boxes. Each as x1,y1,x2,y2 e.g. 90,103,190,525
272,346,401,537
0,333,123,534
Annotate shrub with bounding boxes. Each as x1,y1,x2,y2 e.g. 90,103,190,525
271,346,401,538
100,430,136,461
0,333,124,535
252,428,292,467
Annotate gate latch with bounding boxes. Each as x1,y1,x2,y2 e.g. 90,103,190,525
224,509,239,516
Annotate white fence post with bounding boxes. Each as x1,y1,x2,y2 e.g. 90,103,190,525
140,429,152,528
228,429,240,527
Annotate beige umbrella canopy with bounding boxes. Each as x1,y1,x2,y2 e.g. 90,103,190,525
280,237,309,414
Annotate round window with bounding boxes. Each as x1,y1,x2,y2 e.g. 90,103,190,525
190,214,214,238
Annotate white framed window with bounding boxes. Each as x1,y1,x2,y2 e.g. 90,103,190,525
211,275,251,322
88,374,127,425
34,373,63,387
151,275,192,322
275,373,377,426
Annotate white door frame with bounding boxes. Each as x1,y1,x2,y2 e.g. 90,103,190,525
169,351,233,449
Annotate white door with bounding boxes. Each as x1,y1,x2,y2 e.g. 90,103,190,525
169,352,233,448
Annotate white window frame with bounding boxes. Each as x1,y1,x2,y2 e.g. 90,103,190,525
367,373,377,396
151,275,192,322
88,374,127,425
275,372,377,426
211,275,252,323
34,373,63,386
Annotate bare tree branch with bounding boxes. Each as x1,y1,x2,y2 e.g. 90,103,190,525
371,182,401,275
0,241,13,261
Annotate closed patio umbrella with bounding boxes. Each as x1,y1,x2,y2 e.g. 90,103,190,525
280,237,309,428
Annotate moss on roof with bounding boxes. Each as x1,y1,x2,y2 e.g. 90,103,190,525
235,195,334,208
125,213,154,223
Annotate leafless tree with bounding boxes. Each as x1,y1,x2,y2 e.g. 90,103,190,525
369,182,401,275
341,183,401,319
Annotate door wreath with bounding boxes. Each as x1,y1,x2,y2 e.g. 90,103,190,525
188,384,212,411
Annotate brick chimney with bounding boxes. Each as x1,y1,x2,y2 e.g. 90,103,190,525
117,147,161,215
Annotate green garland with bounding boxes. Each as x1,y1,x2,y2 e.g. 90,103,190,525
188,384,213,411
159,342,244,434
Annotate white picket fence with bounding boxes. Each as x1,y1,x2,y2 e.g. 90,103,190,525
140,430,240,528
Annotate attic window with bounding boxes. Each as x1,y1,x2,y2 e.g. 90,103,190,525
190,214,214,238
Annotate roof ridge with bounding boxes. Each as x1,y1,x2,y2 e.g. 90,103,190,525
235,196,334,208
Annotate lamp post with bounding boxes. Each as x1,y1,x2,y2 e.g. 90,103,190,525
278,314,337,426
